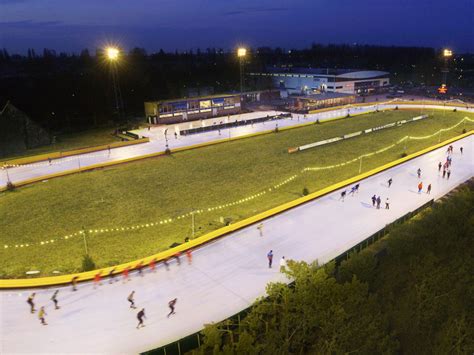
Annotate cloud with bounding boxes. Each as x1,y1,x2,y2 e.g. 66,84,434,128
222,7,289,16
0,20,62,27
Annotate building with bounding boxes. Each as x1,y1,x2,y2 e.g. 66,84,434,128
249,67,390,95
292,92,356,112
144,94,241,124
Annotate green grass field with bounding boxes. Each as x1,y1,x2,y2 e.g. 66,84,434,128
1,109,472,278
2,127,121,161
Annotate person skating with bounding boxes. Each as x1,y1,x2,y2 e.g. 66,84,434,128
38,307,47,325
447,169,451,179
418,182,423,193
51,290,60,310
438,162,442,172
149,258,156,273
167,298,177,318
27,293,36,313
174,252,181,265
385,198,390,210
417,168,421,178
128,291,137,309
350,186,356,196
257,223,264,237
339,190,346,201
267,250,274,268
442,168,447,179
427,184,432,194
354,183,360,193
460,146,463,154
93,271,102,289
371,195,377,207
136,308,146,329
174,132,177,140
123,266,130,283
186,250,192,265
279,256,287,273
164,259,170,271
71,276,79,291
108,268,117,284
376,196,381,209
388,178,393,188
135,261,144,277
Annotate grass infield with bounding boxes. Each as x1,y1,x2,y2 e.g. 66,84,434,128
1,109,472,278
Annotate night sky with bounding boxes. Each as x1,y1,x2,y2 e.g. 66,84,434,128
1,0,473,54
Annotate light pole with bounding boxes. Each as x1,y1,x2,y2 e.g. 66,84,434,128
237,47,247,94
106,47,123,118
441,49,452,87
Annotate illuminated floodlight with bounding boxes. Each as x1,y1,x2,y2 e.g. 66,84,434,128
106,47,119,61
237,47,247,58
443,49,453,57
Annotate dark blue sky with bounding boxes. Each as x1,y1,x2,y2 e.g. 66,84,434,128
1,0,473,54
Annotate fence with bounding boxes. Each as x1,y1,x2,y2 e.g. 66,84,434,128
143,199,435,355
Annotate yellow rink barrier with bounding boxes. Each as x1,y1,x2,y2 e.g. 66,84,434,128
1,129,471,289
1,137,150,167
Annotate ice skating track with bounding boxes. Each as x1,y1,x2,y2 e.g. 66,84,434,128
1,133,472,353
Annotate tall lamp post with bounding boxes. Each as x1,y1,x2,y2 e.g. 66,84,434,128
106,47,123,118
237,47,247,94
441,49,452,86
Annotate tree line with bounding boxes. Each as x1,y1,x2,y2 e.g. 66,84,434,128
0,44,472,132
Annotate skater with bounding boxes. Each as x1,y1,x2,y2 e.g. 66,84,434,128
27,293,36,313
93,271,102,288
108,145,111,155
339,190,346,201
460,147,463,154
385,198,390,210
48,157,52,165
123,266,130,283
128,291,136,309
388,178,393,188
442,168,447,179
164,259,170,271
257,223,264,237
447,169,451,179
438,162,442,172
71,276,79,291
350,186,356,196
376,196,381,209
108,268,117,284
173,252,181,265
135,261,144,277
51,290,60,310
186,250,192,265
38,307,47,325
167,298,177,318
427,184,432,194
149,258,156,273
417,168,421,178
267,250,274,268
418,182,423,193
371,194,377,207
136,308,146,329
354,183,360,193
174,132,177,139
279,256,287,273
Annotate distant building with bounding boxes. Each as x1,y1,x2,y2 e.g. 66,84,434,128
144,94,241,124
292,92,356,112
249,67,390,95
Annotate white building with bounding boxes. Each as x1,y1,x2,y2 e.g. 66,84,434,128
249,68,390,95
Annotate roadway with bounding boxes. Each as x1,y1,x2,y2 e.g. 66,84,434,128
1,134,472,354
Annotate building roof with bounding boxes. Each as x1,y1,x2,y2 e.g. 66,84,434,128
258,67,389,79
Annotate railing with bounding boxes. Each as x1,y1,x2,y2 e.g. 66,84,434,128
142,199,435,355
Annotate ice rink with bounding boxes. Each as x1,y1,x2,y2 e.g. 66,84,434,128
1,135,472,354
4,102,470,189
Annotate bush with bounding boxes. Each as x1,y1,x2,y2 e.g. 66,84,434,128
401,152,408,158
395,106,399,110
453,108,457,112
462,128,467,134
302,187,309,196
6,181,15,191
82,254,96,271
